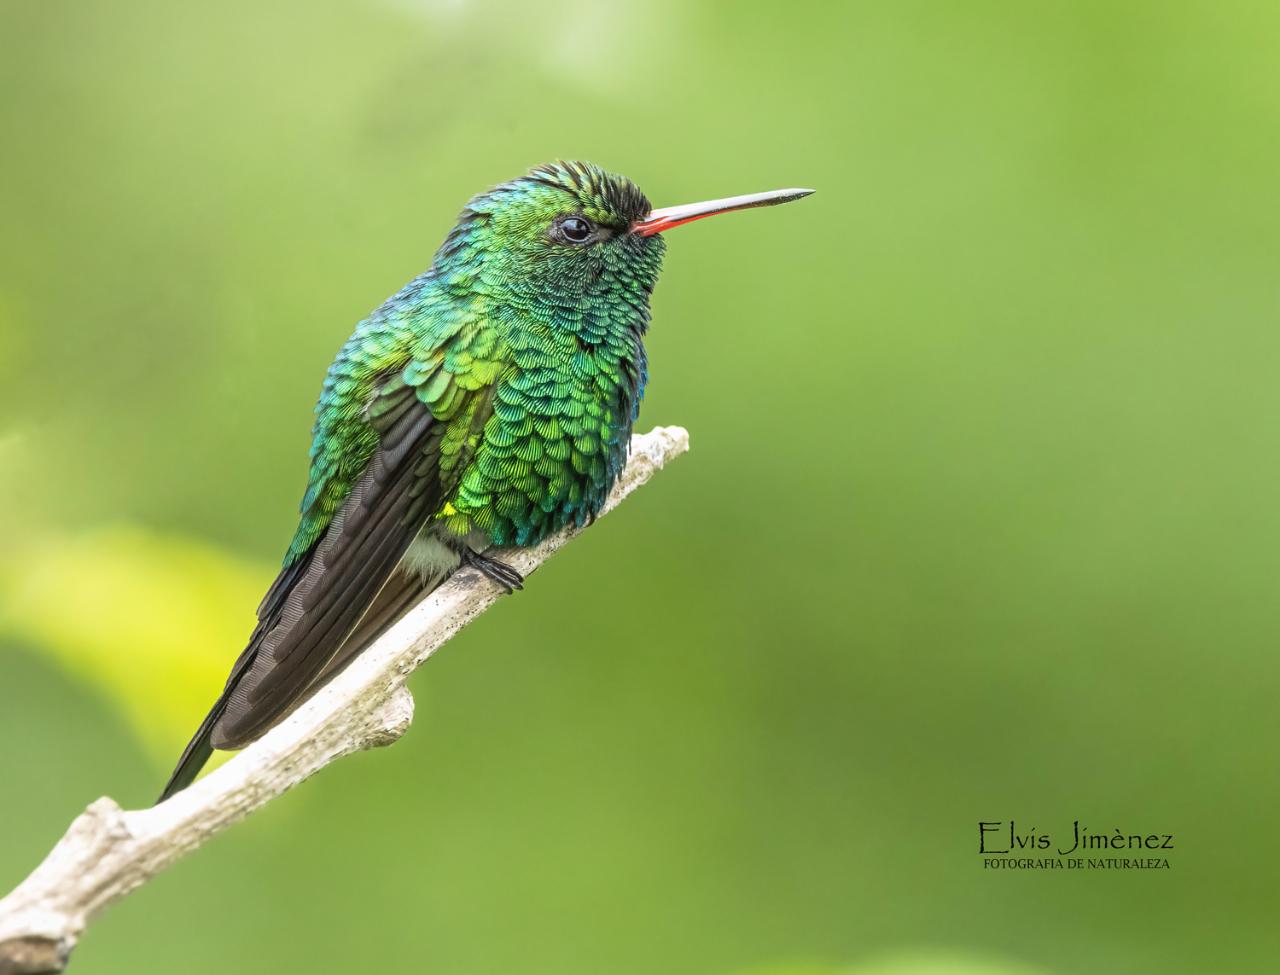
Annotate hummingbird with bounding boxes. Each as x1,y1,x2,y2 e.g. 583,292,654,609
159,161,812,801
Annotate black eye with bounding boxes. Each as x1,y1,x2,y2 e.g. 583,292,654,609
560,216,593,243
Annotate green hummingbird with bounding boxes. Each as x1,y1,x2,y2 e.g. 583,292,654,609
159,161,812,801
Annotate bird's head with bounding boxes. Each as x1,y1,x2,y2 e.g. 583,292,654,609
433,161,812,322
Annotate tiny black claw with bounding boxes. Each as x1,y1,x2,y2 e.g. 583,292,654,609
461,549,525,593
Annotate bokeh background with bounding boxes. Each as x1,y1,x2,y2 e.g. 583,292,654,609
2,1,1278,972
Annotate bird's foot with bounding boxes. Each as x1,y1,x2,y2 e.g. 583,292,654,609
460,548,525,593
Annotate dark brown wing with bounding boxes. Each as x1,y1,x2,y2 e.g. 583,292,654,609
157,345,506,804
211,379,445,748
315,567,436,687
156,374,448,802
155,547,321,801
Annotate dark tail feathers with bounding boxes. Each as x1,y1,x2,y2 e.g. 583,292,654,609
156,696,225,803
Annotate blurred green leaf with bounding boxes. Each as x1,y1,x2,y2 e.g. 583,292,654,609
1,526,270,765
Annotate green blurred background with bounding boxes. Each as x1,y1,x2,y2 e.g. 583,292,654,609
1,1,1277,972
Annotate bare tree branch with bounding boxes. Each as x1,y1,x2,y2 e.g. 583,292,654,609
0,426,690,975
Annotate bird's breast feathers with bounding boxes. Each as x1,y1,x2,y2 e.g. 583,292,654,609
436,325,644,548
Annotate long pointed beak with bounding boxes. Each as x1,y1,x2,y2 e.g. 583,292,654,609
631,187,814,236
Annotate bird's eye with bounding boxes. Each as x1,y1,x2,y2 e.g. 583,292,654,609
559,216,593,243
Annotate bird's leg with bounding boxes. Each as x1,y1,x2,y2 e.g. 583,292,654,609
459,548,525,593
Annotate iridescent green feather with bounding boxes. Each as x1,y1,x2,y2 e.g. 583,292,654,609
286,160,664,561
